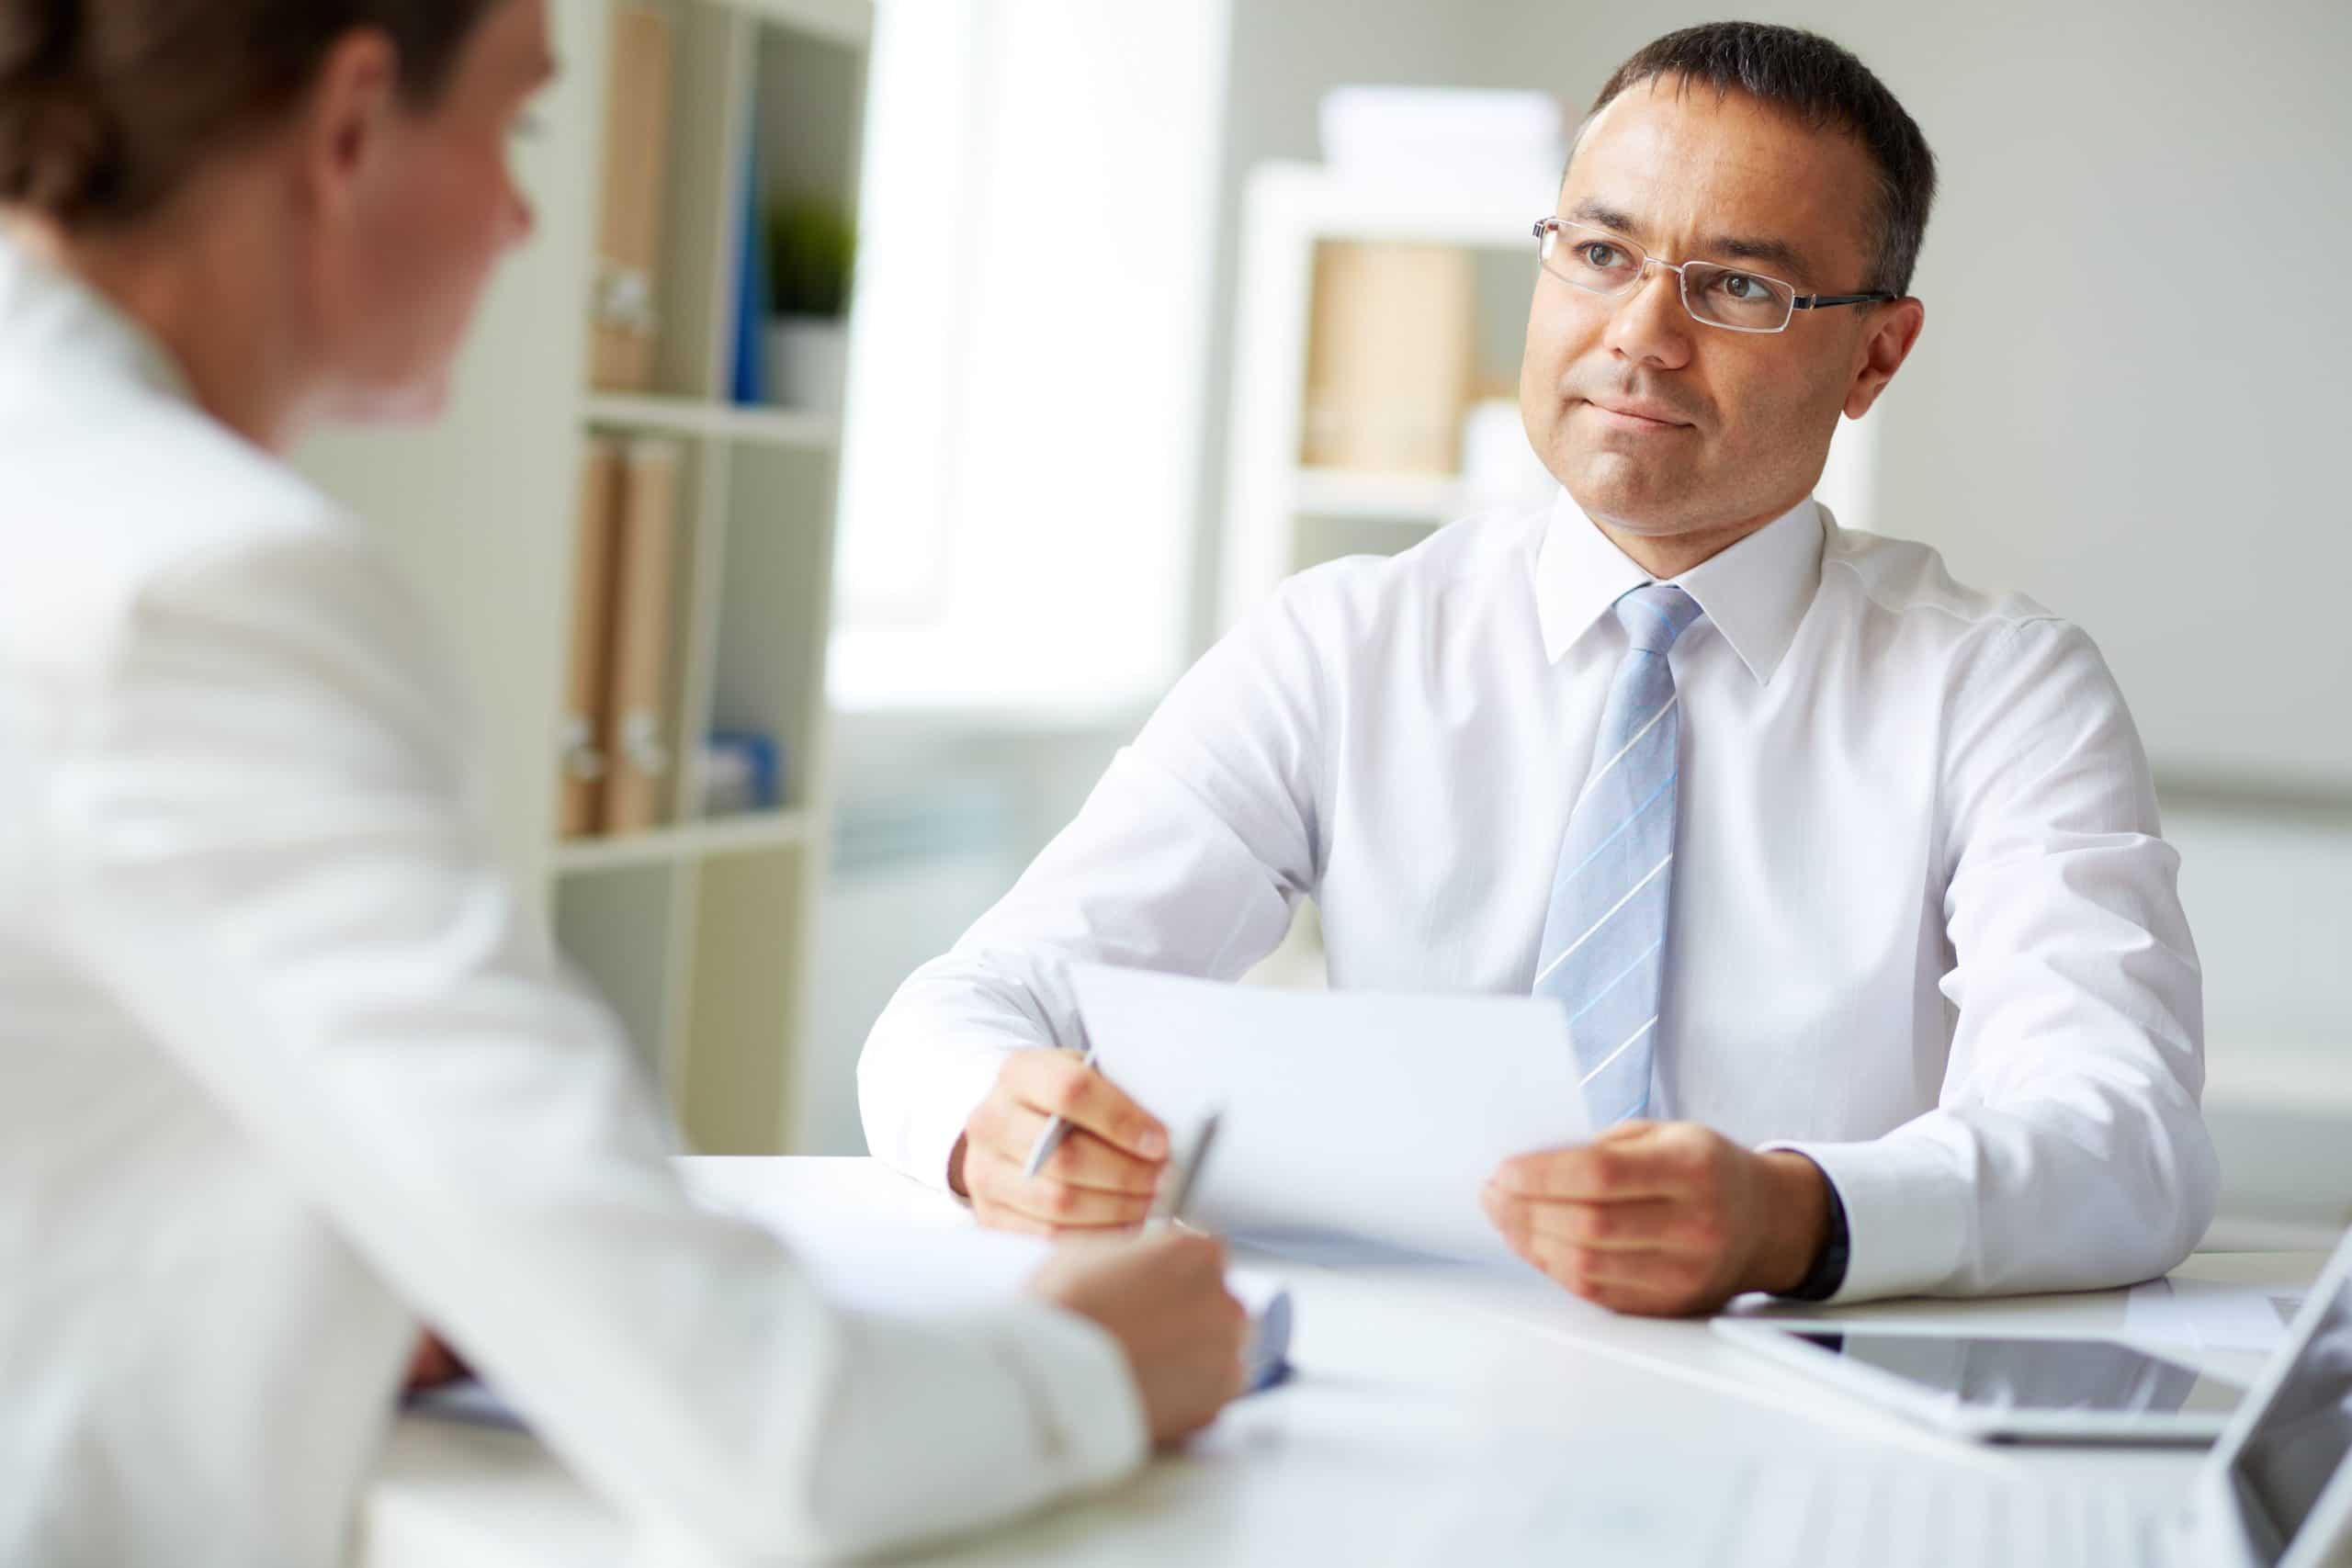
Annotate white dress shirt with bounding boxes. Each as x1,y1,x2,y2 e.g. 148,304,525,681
860,486,2219,1304
0,241,1149,1568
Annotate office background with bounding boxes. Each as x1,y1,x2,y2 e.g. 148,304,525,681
297,0,2352,1236
809,0,2352,1235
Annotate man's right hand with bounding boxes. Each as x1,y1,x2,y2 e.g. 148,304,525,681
1029,1229,1249,1446
951,1050,1170,1235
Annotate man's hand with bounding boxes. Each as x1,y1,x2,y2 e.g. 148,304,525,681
952,1050,1170,1235
402,1330,466,1392
1029,1229,1250,1446
1480,1121,1831,1315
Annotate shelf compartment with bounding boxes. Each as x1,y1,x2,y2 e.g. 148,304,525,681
677,845,808,1152
581,391,841,447
706,442,837,818
1292,467,1467,522
552,808,815,874
552,859,682,1082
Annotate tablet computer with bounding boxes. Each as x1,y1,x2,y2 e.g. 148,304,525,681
1711,1319,2248,1444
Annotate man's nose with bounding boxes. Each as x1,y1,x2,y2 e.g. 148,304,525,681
1602,261,1694,371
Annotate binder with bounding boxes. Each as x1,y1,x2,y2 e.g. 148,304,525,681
1301,242,1474,473
588,5,675,391
602,438,683,834
558,437,625,837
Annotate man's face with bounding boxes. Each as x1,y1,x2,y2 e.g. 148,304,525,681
1520,77,1909,541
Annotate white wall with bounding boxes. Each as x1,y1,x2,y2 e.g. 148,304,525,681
1449,0,2352,795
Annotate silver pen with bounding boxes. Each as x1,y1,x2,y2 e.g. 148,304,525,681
1148,1110,1222,1228
1020,1044,1098,1179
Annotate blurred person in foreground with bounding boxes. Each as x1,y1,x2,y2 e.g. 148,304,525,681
0,3,1246,1563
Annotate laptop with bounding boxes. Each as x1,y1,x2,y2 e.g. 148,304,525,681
1699,1234,2352,1566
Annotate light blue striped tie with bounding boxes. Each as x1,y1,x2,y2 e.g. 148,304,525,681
1533,582,1706,1125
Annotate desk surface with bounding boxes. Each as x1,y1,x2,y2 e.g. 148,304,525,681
356,1159,2324,1567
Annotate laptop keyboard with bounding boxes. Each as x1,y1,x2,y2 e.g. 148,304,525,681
1718,1461,2169,1568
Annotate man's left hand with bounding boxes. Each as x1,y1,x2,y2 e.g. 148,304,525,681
1481,1121,1831,1316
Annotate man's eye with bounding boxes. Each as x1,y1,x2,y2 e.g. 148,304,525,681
1718,272,1762,299
1581,243,1626,268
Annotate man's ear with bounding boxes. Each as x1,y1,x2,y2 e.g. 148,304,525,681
1843,297,1925,420
295,28,401,222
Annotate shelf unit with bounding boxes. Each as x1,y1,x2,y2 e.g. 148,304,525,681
1220,159,1878,627
293,0,871,1155
1219,162,1538,627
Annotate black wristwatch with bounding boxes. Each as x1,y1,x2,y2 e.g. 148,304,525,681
1776,1162,1851,1303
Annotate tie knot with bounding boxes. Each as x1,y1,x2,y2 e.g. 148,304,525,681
1613,583,1705,655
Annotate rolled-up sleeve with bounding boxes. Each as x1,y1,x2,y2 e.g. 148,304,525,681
1772,617,2216,1303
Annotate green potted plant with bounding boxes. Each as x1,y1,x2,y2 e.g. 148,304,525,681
764,196,855,412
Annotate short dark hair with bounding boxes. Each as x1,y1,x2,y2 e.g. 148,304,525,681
0,0,502,230
1584,21,1937,297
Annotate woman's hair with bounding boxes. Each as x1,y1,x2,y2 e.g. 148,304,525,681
0,0,500,229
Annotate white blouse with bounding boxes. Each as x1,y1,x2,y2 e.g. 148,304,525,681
0,240,1146,1568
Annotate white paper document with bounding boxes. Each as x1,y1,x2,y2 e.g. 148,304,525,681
1069,964,1591,1266
407,1159,1293,1433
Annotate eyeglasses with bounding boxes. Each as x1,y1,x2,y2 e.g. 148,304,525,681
1532,217,1897,334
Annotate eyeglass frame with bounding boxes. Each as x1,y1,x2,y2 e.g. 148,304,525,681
1532,216,1899,334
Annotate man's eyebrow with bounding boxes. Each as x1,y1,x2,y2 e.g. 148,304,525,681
1701,231,1814,281
1564,198,1645,236
1562,198,1816,282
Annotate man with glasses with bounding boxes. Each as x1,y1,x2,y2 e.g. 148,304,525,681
861,22,2216,1314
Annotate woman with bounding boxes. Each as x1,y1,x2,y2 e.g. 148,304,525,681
0,3,1245,1563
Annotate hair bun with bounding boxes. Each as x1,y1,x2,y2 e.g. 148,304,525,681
0,0,119,221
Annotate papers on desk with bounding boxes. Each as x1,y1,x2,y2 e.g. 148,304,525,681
683,1159,1287,1379
1070,964,1590,1267
406,1159,1292,1435
2123,1276,2306,1353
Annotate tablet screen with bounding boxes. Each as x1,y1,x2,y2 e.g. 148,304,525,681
1791,1332,2243,1416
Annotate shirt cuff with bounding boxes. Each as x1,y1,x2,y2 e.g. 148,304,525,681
1758,1133,1971,1303
865,1039,1009,1194
988,1299,1150,1490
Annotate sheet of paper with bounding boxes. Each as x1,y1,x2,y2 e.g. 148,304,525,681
1070,964,1590,1267
410,1160,1293,1433
2124,1277,2306,1353
682,1160,1291,1382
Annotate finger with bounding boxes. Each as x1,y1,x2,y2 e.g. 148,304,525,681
1004,1053,1169,1161
1518,1234,1712,1314
966,1093,1049,1164
1491,1187,1730,1258
966,1143,1156,1232
970,1100,1162,1195
1483,1189,1689,1253
1489,1136,1686,1202
1042,1127,1167,1197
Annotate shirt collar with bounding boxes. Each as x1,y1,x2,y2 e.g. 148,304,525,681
1532,491,1825,684
0,231,198,410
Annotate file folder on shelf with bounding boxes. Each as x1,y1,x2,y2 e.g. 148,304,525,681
601,439,682,834
557,437,623,838
587,5,674,391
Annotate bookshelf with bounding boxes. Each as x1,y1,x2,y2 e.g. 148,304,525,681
292,0,870,1153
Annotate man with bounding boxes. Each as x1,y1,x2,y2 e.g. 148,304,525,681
859,21,2217,1315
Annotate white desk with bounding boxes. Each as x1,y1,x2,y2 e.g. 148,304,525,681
356,1158,2322,1566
